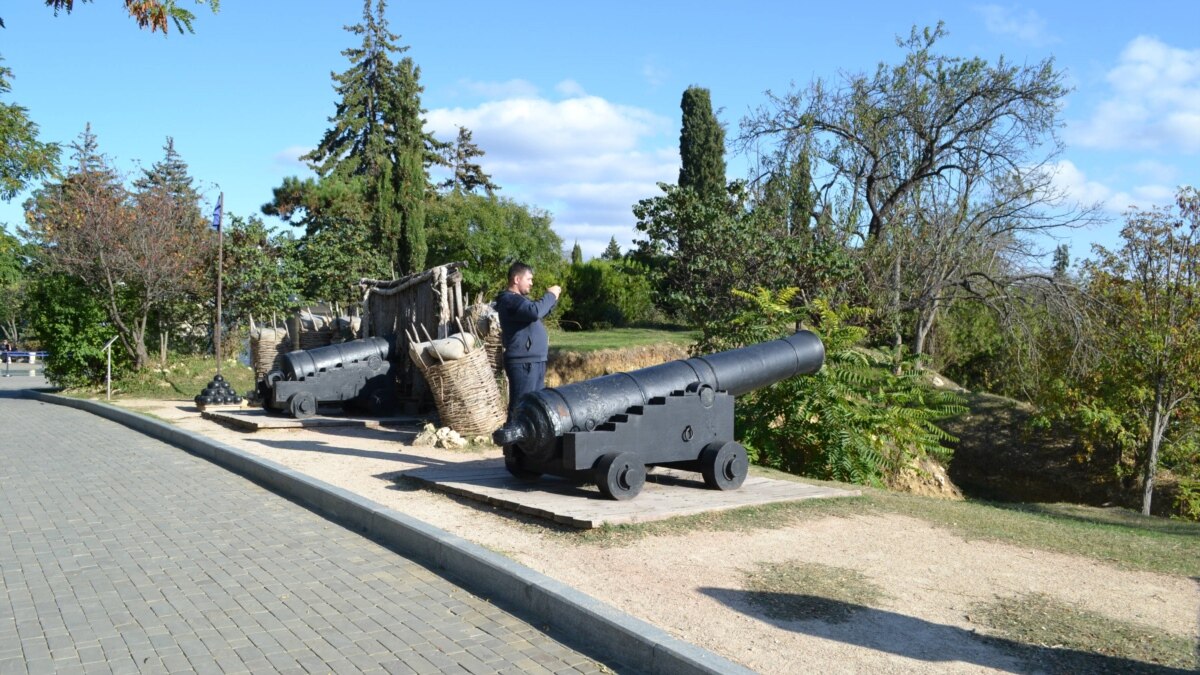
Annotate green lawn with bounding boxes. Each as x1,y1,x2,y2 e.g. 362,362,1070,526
547,326,699,352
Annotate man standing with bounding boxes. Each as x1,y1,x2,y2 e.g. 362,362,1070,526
495,262,560,419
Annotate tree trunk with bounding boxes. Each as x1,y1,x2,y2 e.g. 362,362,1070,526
914,299,940,365
890,252,904,374
1142,382,1166,516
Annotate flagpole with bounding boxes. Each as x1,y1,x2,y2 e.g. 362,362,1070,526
214,192,224,376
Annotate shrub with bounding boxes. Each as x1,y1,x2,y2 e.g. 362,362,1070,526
705,288,966,486
562,259,654,330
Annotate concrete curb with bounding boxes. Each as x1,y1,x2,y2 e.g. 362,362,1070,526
27,391,755,675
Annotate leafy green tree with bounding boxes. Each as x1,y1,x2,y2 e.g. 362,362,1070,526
23,125,210,370
38,0,220,34
221,214,301,325
296,0,431,275
0,229,32,342
1063,189,1200,515
633,181,800,325
570,241,583,266
562,259,654,330
262,175,388,305
601,236,622,261
0,59,59,202
678,86,726,201
25,270,116,387
707,288,965,486
424,191,564,302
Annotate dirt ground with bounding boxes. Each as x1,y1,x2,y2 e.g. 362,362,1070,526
118,399,1199,674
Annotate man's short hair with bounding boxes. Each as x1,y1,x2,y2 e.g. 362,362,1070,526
507,262,533,283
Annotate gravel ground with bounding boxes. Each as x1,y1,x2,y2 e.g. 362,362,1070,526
121,399,1199,674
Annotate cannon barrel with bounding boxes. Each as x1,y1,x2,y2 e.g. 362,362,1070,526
494,330,824,454
282,336,392,381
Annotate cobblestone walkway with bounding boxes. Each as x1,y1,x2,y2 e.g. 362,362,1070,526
0,390,612,674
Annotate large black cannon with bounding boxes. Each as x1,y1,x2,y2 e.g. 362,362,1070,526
493,331,825,499
261,337,396,418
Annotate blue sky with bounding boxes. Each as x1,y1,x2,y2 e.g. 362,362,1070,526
1,1,1197,260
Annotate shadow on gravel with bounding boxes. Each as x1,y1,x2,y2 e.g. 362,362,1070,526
699,588,1197,675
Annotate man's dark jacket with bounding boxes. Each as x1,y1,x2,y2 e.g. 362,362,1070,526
495,289,557,364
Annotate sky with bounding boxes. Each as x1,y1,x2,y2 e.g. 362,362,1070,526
0,1,1197,261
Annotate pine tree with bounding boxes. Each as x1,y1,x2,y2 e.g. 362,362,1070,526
678,86,726,202
571,241,583,266
299,0,431,274
439,126,498,195
134,137,201,223
601,236,622,261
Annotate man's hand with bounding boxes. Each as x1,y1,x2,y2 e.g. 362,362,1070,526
548,285,562,298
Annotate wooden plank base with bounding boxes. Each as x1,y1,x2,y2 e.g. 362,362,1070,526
402,460,861,529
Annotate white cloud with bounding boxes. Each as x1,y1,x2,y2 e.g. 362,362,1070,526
554,79,587,98
1067,36,1200,152
975,4,1055,45
453,78,541,100
273,145,311,169
427,88,678,260
1052,160,1177,214
642,58,668,88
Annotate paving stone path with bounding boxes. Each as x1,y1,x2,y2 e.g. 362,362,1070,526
0,384,613,674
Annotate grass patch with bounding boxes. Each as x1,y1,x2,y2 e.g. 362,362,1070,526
972,592,1198,672
742,561,886,623
547,326,699,352
58,354,255,402
563,468,1200,577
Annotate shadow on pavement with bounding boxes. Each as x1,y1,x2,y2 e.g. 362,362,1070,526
698,587,1197,674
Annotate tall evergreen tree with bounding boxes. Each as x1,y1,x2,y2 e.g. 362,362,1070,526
297,0,431,275
571,241,583,266
134,137,200,217
438,126,499,195
601,236,622,261
678,86,726,202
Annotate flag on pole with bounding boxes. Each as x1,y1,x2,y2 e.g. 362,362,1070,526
211,193,224,232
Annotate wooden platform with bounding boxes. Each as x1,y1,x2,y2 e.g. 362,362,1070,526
402,460,861,528
202,406,428,431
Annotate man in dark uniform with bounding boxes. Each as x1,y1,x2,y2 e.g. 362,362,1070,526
495,262,560,420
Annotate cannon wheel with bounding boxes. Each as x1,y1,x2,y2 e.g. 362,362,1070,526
288,391,318,419
700,441,748,490
503,446,542,481
594,452,646,500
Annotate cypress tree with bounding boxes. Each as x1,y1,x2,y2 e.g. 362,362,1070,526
571,241,583,266
678,86,726,202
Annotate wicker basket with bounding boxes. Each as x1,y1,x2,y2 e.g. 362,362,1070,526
411,340,506,436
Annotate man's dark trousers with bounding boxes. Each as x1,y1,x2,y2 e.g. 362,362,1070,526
505,361,546,421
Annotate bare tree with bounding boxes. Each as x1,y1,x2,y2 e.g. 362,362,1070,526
739,23,1100,358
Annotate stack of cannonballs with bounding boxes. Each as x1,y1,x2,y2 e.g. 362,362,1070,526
195,374,242,409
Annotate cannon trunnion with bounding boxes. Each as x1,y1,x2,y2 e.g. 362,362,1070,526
493,331,825,500
261,337,395,419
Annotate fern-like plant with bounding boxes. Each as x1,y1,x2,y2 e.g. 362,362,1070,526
705,288,966,486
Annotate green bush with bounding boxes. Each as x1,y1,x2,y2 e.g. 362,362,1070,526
562,259,654,330
25,271,124,387
704,288,966,486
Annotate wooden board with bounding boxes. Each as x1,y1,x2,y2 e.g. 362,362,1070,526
401,460,861,529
